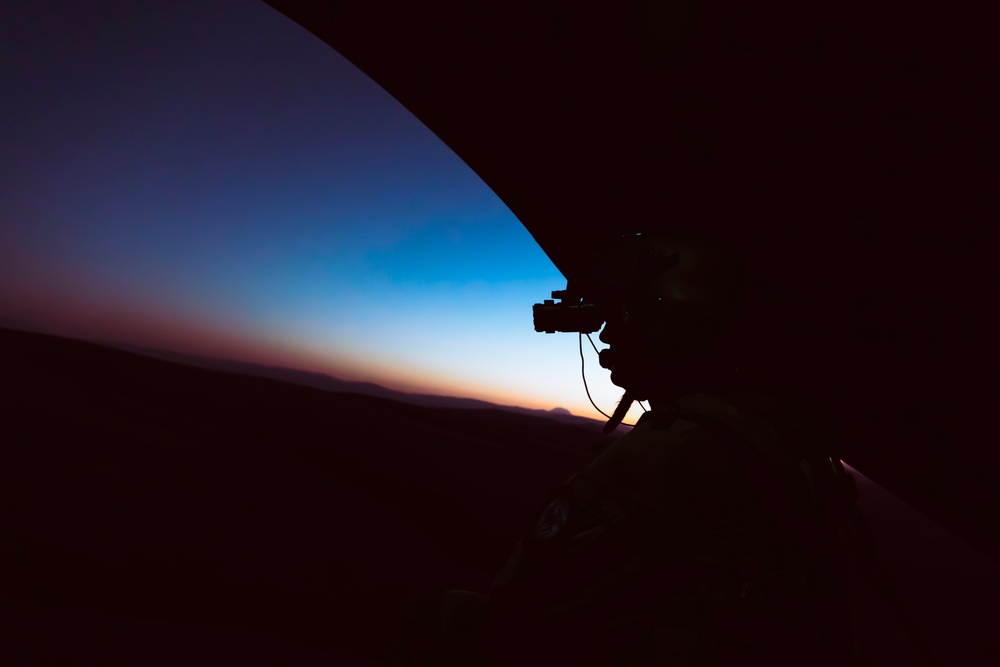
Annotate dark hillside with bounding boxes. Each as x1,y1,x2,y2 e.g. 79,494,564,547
0,327,605,664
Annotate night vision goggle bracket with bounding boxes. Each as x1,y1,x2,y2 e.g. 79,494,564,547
532,286,605,335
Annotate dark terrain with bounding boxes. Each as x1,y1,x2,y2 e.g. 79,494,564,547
1,327,996,665
0,327,604,665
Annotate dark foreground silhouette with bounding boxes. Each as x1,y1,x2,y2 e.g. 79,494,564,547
1,328,996,664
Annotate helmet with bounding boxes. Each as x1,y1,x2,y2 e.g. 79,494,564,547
590,229,745,355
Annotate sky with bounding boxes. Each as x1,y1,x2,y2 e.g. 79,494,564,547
0,0,648,422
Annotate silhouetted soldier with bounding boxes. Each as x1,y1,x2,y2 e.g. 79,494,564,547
387,231,868,666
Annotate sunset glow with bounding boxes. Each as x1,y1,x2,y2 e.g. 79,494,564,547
0,0,647,421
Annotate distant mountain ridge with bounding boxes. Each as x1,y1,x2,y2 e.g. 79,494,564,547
92,337,619,433
0,322,623,432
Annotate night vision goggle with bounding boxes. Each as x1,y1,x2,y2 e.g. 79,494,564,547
532,289,605,334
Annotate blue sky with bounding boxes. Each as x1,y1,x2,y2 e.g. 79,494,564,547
0,0,649,421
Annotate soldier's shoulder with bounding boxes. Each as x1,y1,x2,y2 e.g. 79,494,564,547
577,403,749,511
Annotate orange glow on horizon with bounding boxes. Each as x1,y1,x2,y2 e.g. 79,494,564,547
281,339,570,411
0,286,591,414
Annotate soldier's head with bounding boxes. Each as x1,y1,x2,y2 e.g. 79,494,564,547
593,230,746,404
